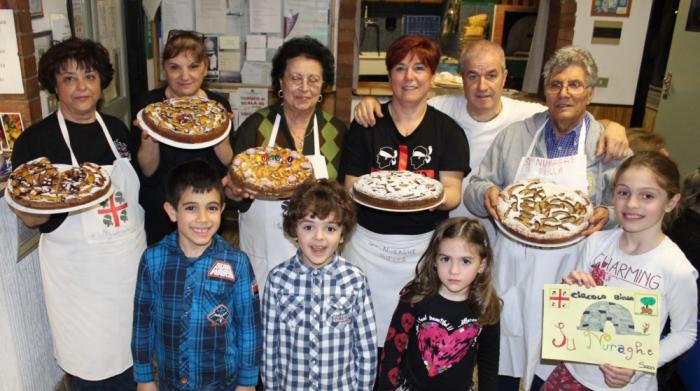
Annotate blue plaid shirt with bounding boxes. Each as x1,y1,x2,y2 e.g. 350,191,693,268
262,252,378,390
132,232,261,390
544,115,590,158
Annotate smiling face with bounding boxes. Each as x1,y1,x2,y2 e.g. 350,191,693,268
461,48,507,121
280,56,324,114
436,237,486,301
55,60,101,123
545,65,593,134
388,53,435,106
164,186,224,258
614,166,680,241
295,212,343,268
163,51,207,98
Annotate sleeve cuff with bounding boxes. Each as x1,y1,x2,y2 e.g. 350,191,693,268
132,362,155,383
237,367,259,387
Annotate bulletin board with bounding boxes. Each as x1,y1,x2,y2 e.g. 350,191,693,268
159,0,336,86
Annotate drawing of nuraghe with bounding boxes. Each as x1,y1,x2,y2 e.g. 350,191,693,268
577,301,639,335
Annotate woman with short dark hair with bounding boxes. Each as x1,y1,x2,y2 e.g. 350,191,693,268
224,36,347,296
10,37,146,390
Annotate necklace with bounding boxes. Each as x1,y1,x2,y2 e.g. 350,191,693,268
291,127,311,152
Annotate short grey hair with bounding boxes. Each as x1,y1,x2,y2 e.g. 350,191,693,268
459,40,506,75
542,46,598,88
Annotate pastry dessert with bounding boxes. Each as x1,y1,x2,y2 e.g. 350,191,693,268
352,170,444,210
8,157,111,210
496,179,593,244
142,97,229,143
230,146,315,198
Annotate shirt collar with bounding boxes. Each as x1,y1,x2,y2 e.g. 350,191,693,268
164,230,221,260
544,115,585,143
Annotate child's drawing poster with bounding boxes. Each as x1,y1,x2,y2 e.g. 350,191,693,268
542,284,661,374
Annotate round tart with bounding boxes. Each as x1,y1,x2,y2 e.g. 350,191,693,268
230,146,315,198
496,179,593,244
352,170,444,210
142,97,230,143
8,157,111,210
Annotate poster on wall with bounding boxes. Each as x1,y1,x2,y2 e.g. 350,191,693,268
542,284,661,374
0,10,25,94
0,113,25,152
687,0,700,32
591,0,632,17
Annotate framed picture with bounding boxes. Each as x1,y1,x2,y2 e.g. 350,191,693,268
29,0,43,18
687,0,700,32
33,30,52,63
591,0,632,17
0,113,25,152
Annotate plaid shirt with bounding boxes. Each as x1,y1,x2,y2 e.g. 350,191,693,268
132,232,261,390
544,115,590,158
262,252,377,390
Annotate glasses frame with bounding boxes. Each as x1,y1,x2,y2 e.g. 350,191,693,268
283,72,324,89
545,80,590,95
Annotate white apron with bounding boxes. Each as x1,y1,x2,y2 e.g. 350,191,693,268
239,113,328,296
343,225,433,346
496,119,589,389
38,110,147,380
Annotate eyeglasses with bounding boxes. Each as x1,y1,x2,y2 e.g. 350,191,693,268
545,80,588,95
285,73,323,88
166,29,205,43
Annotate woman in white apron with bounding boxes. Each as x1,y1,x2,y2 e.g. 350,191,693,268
341,36,470,346
225,37,347,295
463,46,626,391
8,38,146,389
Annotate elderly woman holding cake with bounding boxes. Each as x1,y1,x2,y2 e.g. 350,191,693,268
464,46,626,391
339,35,470,346
224,37,347,294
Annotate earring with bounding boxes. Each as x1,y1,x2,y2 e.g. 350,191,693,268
278,89,284,98
317,94,323,103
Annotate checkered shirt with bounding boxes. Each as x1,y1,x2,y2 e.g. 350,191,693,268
544,115,590,158
262,252,377,390
132,232,261,389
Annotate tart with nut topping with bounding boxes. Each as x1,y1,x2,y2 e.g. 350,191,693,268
230,146,315,198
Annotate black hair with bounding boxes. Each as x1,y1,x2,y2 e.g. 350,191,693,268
38,37,114,93
270,36,335,93
165,160,224,206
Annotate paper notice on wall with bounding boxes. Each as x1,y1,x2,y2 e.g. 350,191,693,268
284,0,329,45
240,61,272,86
219,51,241,72
229,88,269,128
196,0,227,34
0,10,24,94
162,0,195,42
249,0,281,33
220,36,241,50
50,13,72,41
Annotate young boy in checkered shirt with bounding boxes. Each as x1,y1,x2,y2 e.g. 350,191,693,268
261,179,377,390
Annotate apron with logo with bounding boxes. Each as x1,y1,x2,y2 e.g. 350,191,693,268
343,224,433,346
496,118,589,388
239,113,328,296
38,110,147,380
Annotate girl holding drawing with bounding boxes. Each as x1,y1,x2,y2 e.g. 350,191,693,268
548,151,698,391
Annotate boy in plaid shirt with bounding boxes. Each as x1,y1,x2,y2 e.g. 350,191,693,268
132,160,260,390
262,180,377,390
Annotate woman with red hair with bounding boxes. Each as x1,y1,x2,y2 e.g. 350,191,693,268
340,36,470,350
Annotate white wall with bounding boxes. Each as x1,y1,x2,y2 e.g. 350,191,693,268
30,0,68,33
573,0,652,105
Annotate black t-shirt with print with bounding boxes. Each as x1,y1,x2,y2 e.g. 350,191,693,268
10,112,136,233
341,103,469,235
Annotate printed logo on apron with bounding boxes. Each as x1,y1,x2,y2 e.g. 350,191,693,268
97,191,129,228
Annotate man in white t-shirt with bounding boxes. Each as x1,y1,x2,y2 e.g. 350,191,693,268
353,40,628,243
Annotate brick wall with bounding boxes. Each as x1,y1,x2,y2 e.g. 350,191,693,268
0,0,42,133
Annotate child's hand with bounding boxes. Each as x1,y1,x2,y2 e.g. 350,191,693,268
562,271,597,288
581,207,608,236
137,382,158,391
600,363,634,388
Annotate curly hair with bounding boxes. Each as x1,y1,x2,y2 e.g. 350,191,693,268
282,179,356,240
271,36,335,93
402,217,501,325
385,35,440,74
38,37,114,94
542,45,598,89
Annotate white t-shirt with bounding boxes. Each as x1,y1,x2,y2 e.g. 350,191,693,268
565,229,698,391
428,95,545,241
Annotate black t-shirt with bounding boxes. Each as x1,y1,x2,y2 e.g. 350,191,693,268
10,112,135,233
131,87,233,244
340,103,470,235
378,294,499,391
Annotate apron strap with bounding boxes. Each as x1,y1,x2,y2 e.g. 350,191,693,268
268,114,282,148
312,114,321,157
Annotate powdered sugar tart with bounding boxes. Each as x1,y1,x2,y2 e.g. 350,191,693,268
496,179,593,244
7,157,112,212
352,170,444,211
141,97,230,144
230,146,315,198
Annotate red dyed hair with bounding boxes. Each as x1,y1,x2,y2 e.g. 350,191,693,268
385,35,440,74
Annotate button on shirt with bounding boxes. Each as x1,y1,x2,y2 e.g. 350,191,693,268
262,252,378,390
132,232,261,390
544,116,589,158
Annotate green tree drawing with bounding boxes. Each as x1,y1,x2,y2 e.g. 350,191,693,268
640,296,656,309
